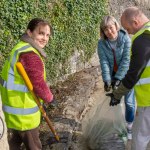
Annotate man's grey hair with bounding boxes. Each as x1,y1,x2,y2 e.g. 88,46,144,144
122,7,144,23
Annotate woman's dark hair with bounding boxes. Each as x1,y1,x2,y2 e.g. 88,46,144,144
27,18,53,34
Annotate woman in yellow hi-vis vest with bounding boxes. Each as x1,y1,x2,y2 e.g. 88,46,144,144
107,7,150,150
0,18,53,150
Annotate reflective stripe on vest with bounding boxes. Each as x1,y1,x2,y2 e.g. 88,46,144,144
136,60,150,85
3,105,39,115
133,22,150,106
136,77,150,85
1,45,31,92
132,25,150,42
144,25,150,29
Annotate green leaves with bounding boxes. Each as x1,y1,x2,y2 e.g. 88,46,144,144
0,0,107,83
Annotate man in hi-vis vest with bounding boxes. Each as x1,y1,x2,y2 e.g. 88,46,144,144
107,7,150,150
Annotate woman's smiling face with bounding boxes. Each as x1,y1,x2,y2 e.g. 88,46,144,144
103,23,118,40
27,24,50,48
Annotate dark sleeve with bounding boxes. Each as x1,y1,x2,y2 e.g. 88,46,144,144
122,33,150,89
19,51,53,103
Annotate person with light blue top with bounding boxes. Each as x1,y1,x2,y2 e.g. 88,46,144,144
97,15,136,140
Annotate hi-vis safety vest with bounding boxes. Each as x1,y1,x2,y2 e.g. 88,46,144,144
0,41,46,130
132,22,150,107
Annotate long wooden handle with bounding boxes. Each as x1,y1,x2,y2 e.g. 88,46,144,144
16,62,59,141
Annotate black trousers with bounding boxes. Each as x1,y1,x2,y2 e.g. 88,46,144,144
8,127,42,150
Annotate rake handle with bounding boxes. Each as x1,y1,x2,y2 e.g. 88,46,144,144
16,62,59,141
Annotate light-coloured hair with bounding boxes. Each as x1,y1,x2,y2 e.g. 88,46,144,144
100,16,120,39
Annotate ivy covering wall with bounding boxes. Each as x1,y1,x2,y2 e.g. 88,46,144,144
0,0,107,82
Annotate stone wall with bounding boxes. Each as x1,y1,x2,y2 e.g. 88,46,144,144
61,0,150,82
108,0,150,24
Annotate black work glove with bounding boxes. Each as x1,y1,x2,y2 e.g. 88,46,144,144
49,99,58,108
104,82,111,92
106,93,121,106
111,78,121,90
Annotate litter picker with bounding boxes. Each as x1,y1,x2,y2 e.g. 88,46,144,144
16,62,59,141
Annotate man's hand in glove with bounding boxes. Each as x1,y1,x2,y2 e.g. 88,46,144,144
106,93,121,106
104,82,111,92
111,78,121,90
106,82,131,106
